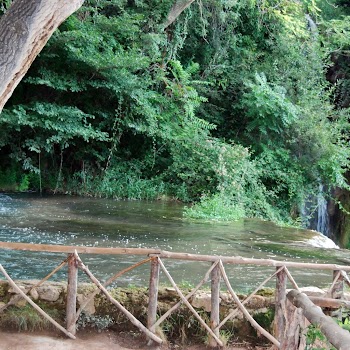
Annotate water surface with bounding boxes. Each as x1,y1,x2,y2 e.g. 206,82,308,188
0,194,348,292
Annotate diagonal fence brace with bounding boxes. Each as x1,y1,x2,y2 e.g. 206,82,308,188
74,252,163,344
158,258,223,347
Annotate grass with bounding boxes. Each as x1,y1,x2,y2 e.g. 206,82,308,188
0,304,63,332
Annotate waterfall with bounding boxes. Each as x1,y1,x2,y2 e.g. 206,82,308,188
316,185,330,236
301,184,331,237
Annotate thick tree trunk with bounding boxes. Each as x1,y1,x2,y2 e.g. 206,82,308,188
287,290,350,350
0,0,84,113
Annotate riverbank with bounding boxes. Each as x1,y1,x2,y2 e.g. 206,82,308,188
0,280,275,347
1,280,348,349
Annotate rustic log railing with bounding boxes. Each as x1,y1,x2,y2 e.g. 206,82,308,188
0,241,350,348
287,290,350,350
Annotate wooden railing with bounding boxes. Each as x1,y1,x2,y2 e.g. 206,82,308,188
0,241,350,348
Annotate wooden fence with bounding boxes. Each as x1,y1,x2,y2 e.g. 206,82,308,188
0,241,350,348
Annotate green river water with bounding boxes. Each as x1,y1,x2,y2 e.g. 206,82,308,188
0,193,349,292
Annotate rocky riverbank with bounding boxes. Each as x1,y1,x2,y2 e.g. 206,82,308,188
0,280,338,347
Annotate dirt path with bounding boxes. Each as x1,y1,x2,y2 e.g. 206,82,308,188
0,330,133,350
0,330,257,350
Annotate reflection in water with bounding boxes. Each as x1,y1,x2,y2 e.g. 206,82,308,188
0,193,348,292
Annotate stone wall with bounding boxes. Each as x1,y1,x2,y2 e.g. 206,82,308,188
1,280,337,343
0,279,278,342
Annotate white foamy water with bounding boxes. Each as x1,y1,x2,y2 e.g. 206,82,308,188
307,233,339,249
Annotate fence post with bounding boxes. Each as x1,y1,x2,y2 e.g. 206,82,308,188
274,266,286,347
331,270,344,300
147,256,160,338
280,297,305,350
209,262,221,348
66,253,78,336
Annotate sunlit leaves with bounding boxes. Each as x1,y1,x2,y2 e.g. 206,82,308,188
1,103,109,151
242,73,299,137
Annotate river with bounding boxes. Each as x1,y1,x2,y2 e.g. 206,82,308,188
0,193,348,292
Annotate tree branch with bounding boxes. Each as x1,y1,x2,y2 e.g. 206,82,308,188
163,0,195,29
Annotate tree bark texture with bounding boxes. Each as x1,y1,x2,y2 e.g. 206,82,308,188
209,262,220,348
66,253,78,336
3,241,350,273
331,270,344,300
0,0,84,113
273,267,286,345
280,298,305,350
287,290,350,350
147,257,160,334
163,0,195,29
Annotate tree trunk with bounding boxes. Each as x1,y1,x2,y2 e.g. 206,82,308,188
0,0,84,113
287,290,350,350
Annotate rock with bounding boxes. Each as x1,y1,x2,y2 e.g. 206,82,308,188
7,281,65,302
164,287,177,297
191,292,218,312
37,285,61,302
219,292,232,303
15,298,27,308
30,288,39,300
9,295,27,308
8,285,26,294
245,295,267,309
299,286,325,297
77,293,96,315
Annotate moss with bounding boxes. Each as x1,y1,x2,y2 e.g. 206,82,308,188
77,283,98,295
340,211,350,249
256,288,275,297
253,308,275,332
0,282,8,299
94,287,149,326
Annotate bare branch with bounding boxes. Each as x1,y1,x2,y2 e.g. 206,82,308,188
163,0,195,29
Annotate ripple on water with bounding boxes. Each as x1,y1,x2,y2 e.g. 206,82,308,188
0,194,347,289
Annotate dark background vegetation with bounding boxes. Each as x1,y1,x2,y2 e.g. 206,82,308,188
0,0,349,235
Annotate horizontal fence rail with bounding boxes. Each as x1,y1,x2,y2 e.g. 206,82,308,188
0,240,349,349
1,240,350,270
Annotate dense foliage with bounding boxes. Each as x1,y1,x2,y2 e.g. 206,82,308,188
0,0,349,225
